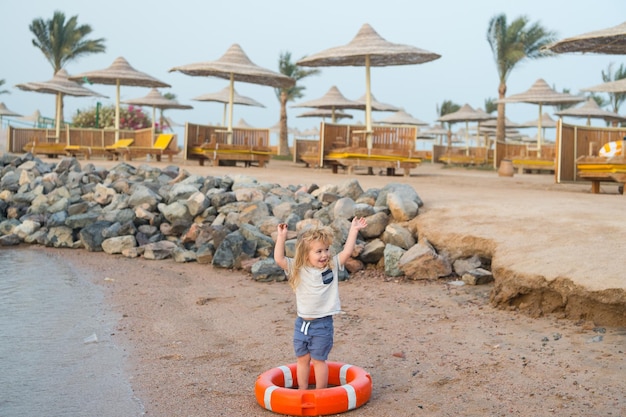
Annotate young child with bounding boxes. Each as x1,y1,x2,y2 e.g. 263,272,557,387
274,217,367,390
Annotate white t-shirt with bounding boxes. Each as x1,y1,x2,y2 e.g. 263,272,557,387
287,256,343,319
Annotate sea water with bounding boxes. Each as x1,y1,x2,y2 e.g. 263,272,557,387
0,248,144,417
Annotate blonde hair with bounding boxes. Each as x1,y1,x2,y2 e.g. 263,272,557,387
288,226,334,290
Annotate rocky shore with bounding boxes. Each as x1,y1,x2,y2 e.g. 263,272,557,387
1,153,625,326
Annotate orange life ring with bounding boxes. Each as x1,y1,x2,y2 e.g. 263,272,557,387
255,361,372,416
599,140,623,157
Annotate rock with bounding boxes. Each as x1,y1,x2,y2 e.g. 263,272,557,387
384,244,406,277
102,235,137,254
143,240,177,260
399,239,452,280
251,259,286,282
360,238,386,264
79,221,114,251
361,211,389,239
381,223,416,250
0,234,20,246
453,255,483,276
461,268,494,285
333,197,356,220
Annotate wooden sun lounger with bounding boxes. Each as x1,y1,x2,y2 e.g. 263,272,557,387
23,138,69,158
512,157,555,174
326,147,421,176
118,134,179,162
576,155,626,194
65,138,135,160
189,143,272,167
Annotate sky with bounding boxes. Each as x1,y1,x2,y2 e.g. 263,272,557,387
2,0,625,145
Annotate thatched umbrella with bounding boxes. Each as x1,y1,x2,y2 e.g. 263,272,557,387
545,21,626,54
377,109,428,126
0,102,22,129
15,69,107,141
353,93,400,112
291,86,361,123
296,108,353,121
582,78,626,94
122,88,192,132
438,104,495,150
69,57,170,141
236,118,254,128
497,79,584,156
170,44,295,143
192,85,264,126
555,98,626,125
297,23,440,149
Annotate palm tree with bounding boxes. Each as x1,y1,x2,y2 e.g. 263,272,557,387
29,10,106,132
0,79,9,95
275,51,320,156
436,100,460,149
486,14,557,144
159,92,177,132
484,98,497,114
601,63,626,114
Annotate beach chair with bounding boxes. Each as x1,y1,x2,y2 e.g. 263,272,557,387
23,137,69,158
66,138,134,160
124,133,178,162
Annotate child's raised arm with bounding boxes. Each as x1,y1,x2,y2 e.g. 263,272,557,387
273,223,289,271
338,217,367,266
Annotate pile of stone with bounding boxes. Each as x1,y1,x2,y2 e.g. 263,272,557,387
0,154,492,284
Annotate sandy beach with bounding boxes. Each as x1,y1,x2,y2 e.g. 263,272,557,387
17,157,626,416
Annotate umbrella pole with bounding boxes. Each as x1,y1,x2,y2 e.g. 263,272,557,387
331,107,336,124
465,120,470,155
152,106,157,133
365,55,372,152
115,80,121,142
228,73,234,145
55,92,62,143
537,104,543,158
222,103,227,126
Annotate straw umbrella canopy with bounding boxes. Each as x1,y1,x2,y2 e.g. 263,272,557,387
15,69,107,141
377,109,428,126
122,88,192,132
0,102,22,129
582,78,626,94
481,116,520,129
169,44,295,143
235,118,254,128
296,109,353,121
291,86,362,123
545,21,626,55
497,79,584,156
353,93,400,112
300,127,320,137
192,86,264,126
297,23,441,149
18,110,42,125
555,98,626,125
69,57,170,141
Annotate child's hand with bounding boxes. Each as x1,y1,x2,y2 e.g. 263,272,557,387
351,217,367,230
277,223,288,238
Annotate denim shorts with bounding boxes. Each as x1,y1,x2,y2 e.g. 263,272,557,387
293,316,334,361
